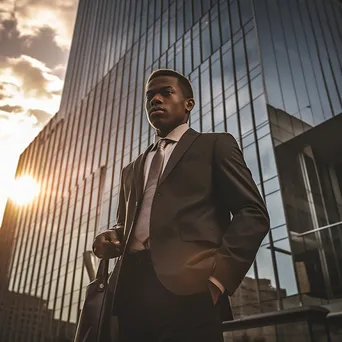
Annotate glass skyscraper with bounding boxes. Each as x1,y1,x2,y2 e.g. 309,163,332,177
0,0,341,341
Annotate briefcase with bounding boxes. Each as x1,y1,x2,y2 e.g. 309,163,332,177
74,257,122,342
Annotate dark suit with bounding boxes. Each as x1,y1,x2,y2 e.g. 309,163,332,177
112,128,269,325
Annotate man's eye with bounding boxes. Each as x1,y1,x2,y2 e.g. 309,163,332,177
162,90,172,96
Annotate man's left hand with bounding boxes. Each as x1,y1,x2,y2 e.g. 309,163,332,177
208,281,221,305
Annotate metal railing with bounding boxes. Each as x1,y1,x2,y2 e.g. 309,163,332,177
290,221,342,300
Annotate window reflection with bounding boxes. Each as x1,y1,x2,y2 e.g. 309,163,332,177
253,95,268,127
230,0,240,35
243,143,261,185
239,0,253,25
256,245,278,305
184,31,192,76
258,134,277,181
210,6,220,52
222,48,234,91
274,239,298,296
177,3,184,39
202,112,212,133
184,0,192,31
238,84,250,109
169,2,176,46
239,104,253,137
265,190,286,228
192,0,201,22
161,9,169,54
226,113,239,140
271,225,287,241
211,57,222,99
225,94,237,118
192,24,201,69
245,29,259,71
200,68,210,106
213,102,224,127
219,1,230,44
234,38,246,81
175,40,183,74
201,15,211,61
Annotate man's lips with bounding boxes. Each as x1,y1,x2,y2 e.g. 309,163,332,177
150,108,166,116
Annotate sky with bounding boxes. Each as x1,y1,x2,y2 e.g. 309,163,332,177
0,0,79,223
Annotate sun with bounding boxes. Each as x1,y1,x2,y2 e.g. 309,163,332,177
10,175,40,205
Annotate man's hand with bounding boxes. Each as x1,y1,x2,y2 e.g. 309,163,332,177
208,281,221,305
92,229,123,259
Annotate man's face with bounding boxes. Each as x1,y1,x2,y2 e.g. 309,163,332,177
145,75,189,135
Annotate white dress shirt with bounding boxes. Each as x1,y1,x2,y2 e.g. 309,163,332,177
131,123,224,293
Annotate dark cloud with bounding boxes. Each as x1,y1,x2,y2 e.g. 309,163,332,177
0,104,23,113
0,84,5,100
28,109,52,125
0,18,69,73
10,58,51,98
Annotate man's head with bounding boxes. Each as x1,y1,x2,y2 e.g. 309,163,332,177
145,69,195,137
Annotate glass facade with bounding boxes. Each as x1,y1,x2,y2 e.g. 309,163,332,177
0,0,341,341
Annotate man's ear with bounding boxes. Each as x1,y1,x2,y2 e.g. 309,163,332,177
185,98,195,112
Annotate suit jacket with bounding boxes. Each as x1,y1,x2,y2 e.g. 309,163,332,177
112,128,269,306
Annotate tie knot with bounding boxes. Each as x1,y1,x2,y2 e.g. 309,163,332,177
157,138,172,149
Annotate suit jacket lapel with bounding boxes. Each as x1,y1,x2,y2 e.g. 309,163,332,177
159,128,200,186
133,143,153,202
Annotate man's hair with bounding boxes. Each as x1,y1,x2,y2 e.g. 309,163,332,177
147,69,194,99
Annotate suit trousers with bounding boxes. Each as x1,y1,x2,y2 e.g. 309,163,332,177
115,249,224,342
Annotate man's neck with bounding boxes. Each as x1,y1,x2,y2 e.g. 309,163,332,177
156,122,187,138
156,129,172,138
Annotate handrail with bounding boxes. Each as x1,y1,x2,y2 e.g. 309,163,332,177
222,306,330,332
290,221,342,237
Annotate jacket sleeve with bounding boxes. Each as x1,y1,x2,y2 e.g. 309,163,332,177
211,133,270,295
109,167,126,242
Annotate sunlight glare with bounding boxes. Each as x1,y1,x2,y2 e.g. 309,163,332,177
10,175,40,205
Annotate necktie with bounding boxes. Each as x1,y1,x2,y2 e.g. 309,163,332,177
133,138,172,245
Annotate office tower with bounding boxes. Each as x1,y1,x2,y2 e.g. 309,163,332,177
0,0,341,341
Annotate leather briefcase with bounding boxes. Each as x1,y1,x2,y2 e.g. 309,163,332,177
74,257,122,342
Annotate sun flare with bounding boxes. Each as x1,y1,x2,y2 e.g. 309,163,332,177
10,175,40,205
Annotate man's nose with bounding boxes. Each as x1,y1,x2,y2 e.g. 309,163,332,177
151,93,163,106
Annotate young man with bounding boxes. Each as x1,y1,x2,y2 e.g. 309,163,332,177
93,69,270,342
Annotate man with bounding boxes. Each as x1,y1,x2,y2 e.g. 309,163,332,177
93,69,270,342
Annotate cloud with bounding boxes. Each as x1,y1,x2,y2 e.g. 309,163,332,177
0,17,70,71
10,56,52,98
0,1,14,24
0,1,78,224
0,104,23,113
0,84,6,100
53,64,67,80
0,55,63,113
11,0,78,49
0,81,20,100
28,109,52,125
0,105,52,126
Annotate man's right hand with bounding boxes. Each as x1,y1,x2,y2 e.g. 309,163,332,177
92,229,123,259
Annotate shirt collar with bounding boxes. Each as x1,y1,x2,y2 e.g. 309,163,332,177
153,123,189,146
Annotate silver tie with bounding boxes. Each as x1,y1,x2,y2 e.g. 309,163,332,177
133,139,171,245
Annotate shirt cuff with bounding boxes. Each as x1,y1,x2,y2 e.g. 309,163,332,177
209,276,225,294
